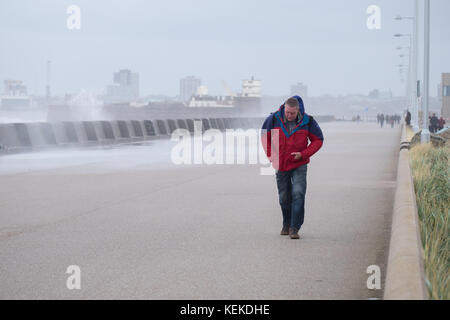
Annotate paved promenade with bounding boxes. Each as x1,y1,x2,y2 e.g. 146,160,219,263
0,122,401,299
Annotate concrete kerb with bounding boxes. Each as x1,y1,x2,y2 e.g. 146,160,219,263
384,123,428,300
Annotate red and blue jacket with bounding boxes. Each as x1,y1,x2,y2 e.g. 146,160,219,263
261,96,324,172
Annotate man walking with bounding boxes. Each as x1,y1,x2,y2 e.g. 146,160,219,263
261,96,324,239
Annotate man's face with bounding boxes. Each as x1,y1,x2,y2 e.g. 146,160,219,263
285,104,299,122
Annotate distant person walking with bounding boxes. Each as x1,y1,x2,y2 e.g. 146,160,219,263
438,117,446,131
261,96,324,239
379,114,385,128
405,110,411,126
429,113,439,133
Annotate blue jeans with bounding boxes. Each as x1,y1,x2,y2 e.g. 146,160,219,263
275,164,308,231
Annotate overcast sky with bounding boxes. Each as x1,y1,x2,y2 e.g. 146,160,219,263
1,0,449,97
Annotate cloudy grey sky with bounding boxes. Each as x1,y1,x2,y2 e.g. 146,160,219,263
0,0,449,97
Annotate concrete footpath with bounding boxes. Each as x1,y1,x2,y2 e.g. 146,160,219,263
0,122,401,299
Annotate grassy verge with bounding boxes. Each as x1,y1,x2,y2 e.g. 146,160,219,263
409,143,449,300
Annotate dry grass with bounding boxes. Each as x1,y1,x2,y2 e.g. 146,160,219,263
409,143,450,300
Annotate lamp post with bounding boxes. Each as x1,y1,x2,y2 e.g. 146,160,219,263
394,34,413,122
399,53,411,106
413,0,419,133
395,1,419,132
421,0,431,143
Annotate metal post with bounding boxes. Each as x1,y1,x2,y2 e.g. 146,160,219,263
406,44,412,115
408,36,413,125
421,0,430,143
412,0,419,132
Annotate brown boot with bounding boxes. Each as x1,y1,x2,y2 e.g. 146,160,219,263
280,225,290,236
289,228,300,239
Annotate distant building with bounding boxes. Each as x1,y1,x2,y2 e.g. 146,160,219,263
180,76,201,103
442,73,450,119
188,85,234,107
187,77,262,110
242,77,261,98
234,77,262,112
1,80,30,108
196,85,208,97
368,89,380,99
3,79,27,96
105,69,139,104
290,82,308,98
368,89,392,100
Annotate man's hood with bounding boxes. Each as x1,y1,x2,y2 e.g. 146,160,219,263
274,95,310,131
291,95,305,116
278,95,306,117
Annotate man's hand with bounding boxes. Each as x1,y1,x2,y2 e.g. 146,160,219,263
291,152,302,160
